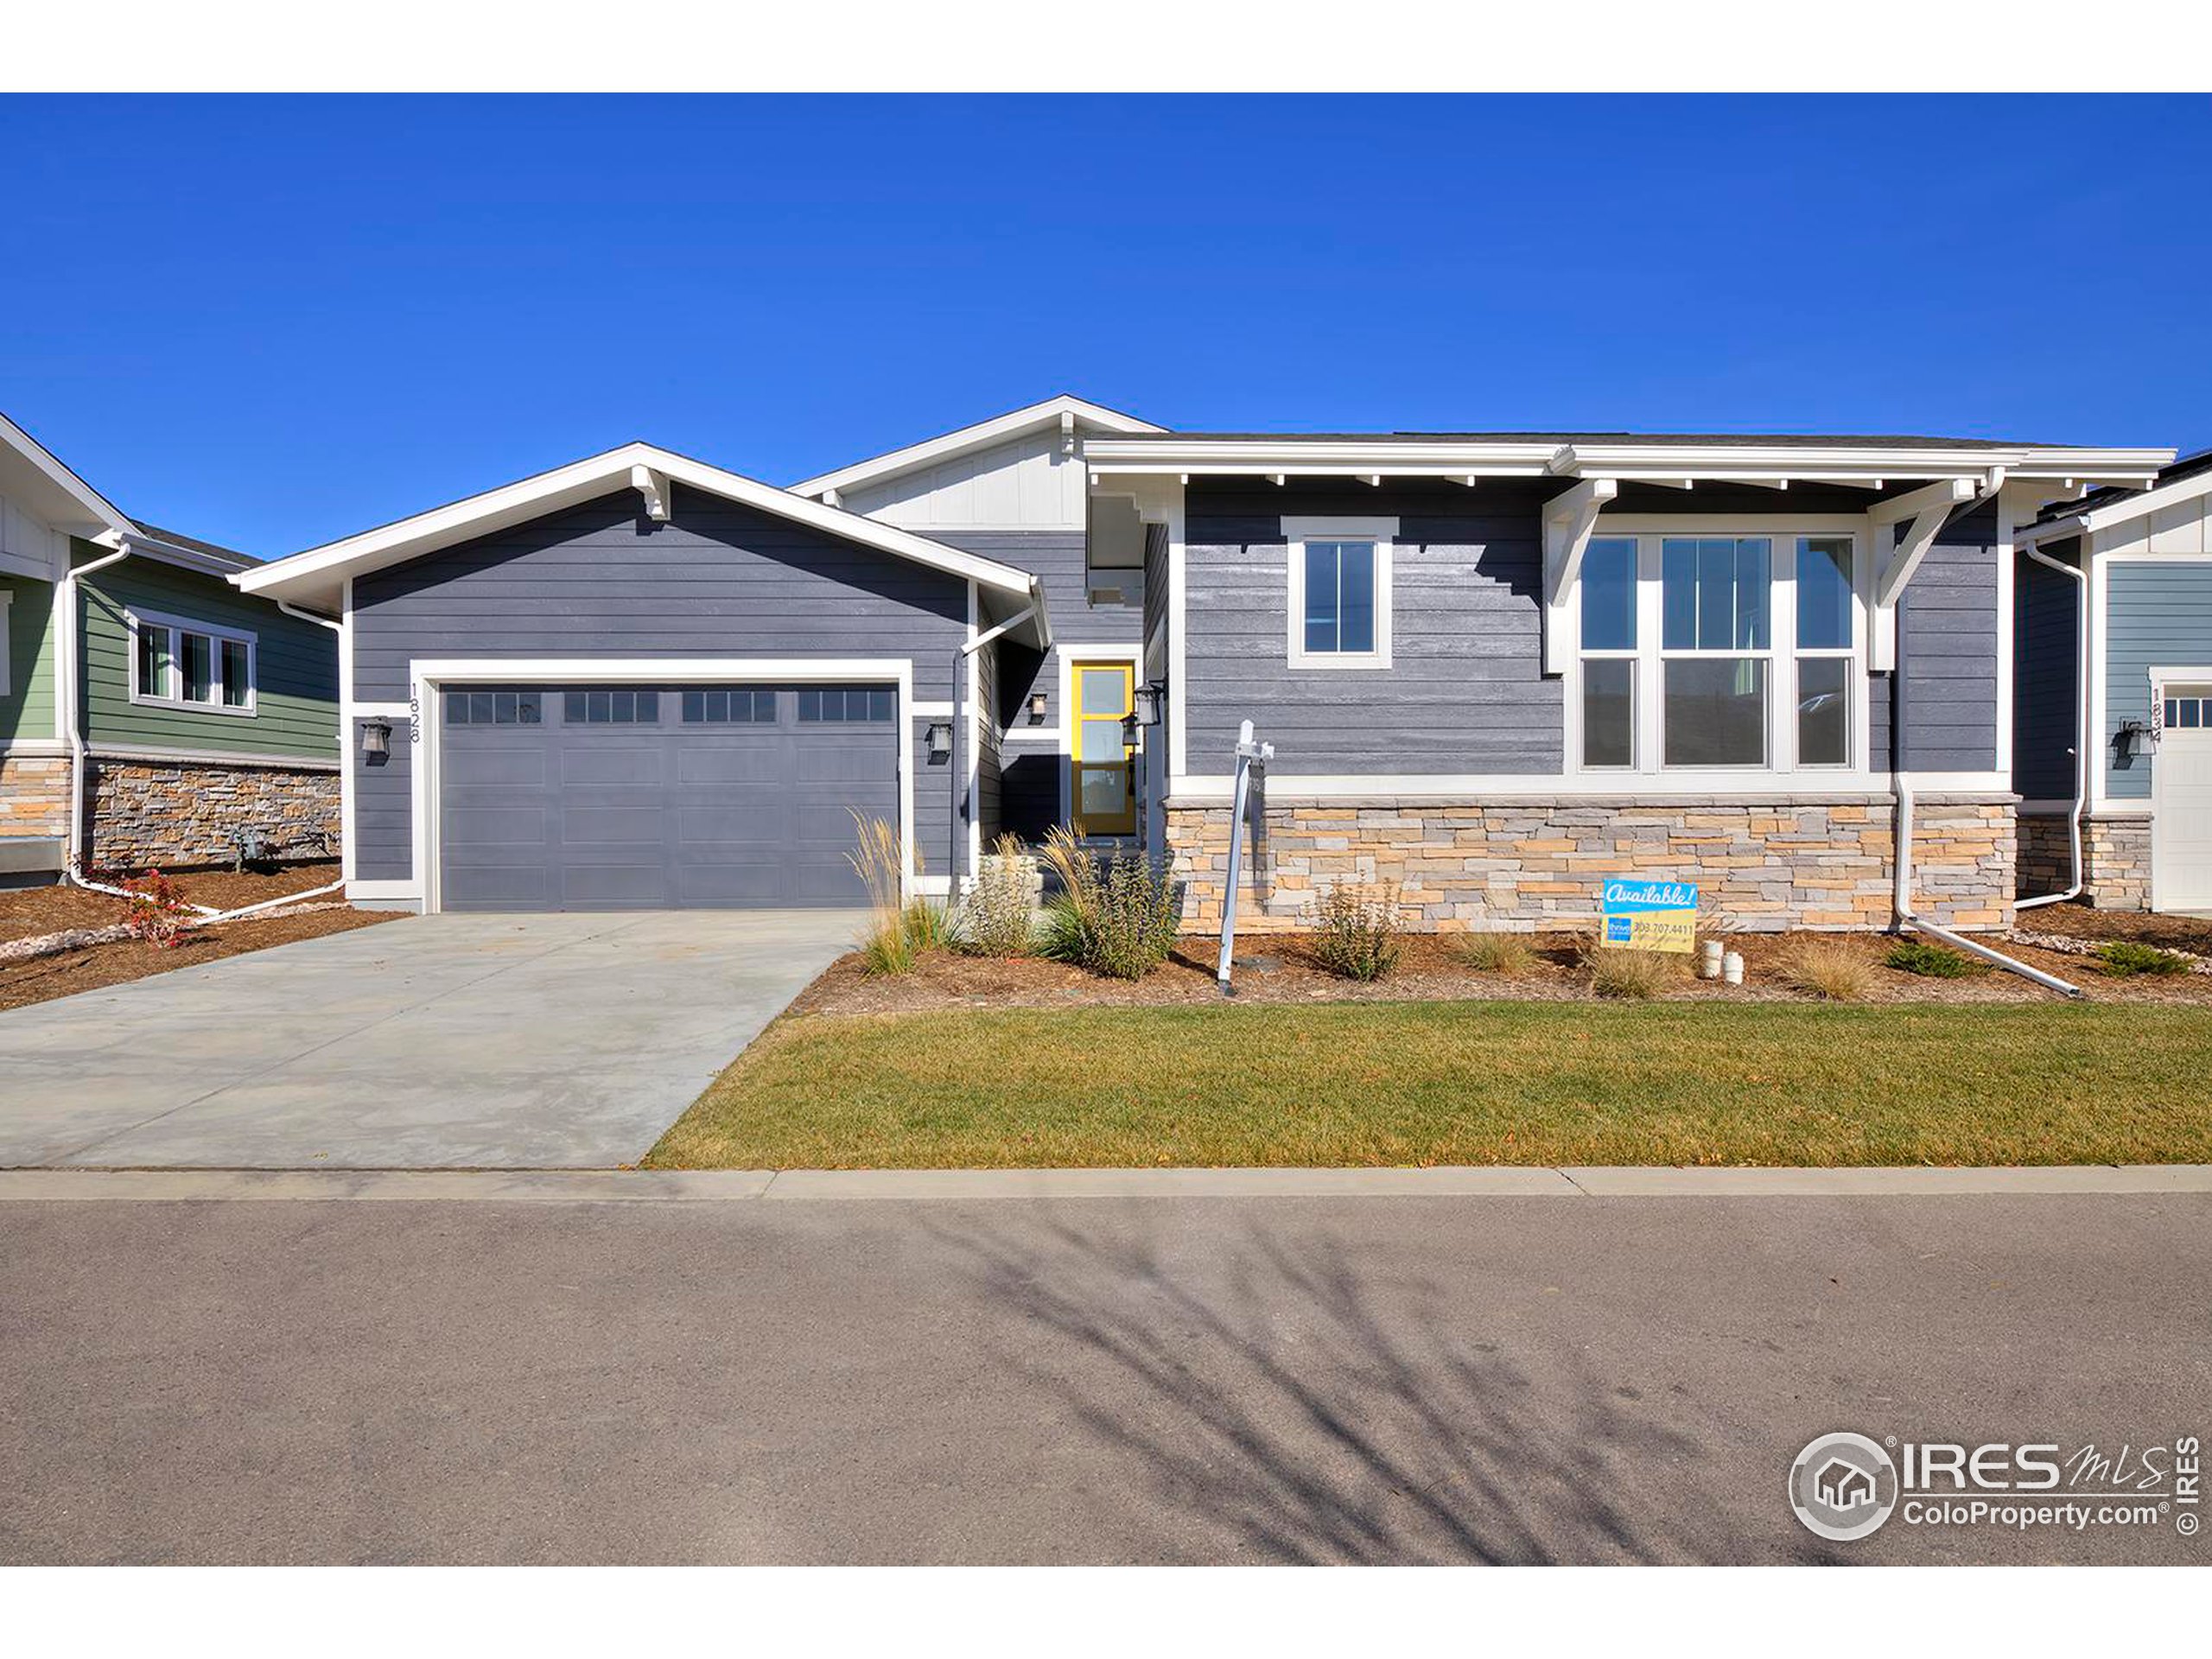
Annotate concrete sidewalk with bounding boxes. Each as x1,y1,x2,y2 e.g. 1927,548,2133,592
3,1163,2207,1201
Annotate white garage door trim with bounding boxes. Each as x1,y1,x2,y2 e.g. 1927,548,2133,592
2149,664,2212,913
410,658,916,916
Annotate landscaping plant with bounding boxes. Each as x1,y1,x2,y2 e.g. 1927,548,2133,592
117,869,192,950
1884,938,1984,979
1577,934,1681,1000
1783,938,1874,1001
847,812,921,976
1036,824,1179,981
961,833,1038,957
2094,940,2192,977
1457,931,1536,976
1311,882,1405,982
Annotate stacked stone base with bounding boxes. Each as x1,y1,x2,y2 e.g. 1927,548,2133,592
1166,794,2016,935
2082,813,2152,911
87,756,340,872
0,753,71,840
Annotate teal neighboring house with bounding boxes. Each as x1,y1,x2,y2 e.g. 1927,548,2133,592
1,410,339,884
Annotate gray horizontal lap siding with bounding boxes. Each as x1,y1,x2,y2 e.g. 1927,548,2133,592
1895,507,1999,773
2103,560,2212,800
348,485,971,884
353,721,413,880
1182,480,1558,776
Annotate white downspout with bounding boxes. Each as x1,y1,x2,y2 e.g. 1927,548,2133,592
2015,543,2089,912
1892,773,2080,997
60,541,134,893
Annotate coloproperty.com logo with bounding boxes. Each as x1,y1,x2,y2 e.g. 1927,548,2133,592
1789,1432,2202,1543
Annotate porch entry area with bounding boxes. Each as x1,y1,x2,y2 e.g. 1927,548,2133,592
1070,658,1136,836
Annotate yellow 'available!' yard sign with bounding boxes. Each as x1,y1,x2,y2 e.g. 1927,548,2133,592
1599,879,1699,953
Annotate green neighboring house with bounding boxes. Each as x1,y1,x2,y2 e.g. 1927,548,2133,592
1,410,340,885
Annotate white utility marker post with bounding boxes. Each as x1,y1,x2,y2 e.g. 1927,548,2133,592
1216,719,1274,995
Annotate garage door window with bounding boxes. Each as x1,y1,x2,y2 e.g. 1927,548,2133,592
683,688,776,723
446,690,543,725
798,686,893,722
564,690,658,724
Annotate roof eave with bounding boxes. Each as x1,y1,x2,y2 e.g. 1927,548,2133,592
792,395,1165,499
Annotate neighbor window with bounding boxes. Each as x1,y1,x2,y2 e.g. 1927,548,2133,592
130,613,256,715
1285,518,1395,668
1575,531,1862,777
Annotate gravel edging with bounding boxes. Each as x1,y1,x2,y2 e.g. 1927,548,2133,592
2005,928,2212,976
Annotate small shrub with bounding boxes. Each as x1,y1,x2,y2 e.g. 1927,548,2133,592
962,833,1038,957
1311,883,1405,982
1577,935,1681,1000
1036,825,1179,980
1885,938,1984,979
1458,931,1536,976
118,869,192,950
901,897,957,953
2094,940,2192,977
1785,938,1873,1002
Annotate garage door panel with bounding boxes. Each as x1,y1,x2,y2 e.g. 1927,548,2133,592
559,748,665,787
440,682,895,912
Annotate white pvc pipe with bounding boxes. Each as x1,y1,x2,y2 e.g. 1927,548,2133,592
2015,543,2088,912
1893,773,2081,997
182,876,347,929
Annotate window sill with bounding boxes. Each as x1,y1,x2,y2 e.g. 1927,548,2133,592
129,694,258,719
1286,652,1394,672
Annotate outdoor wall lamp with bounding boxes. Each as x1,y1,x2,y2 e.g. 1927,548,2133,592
925,720,954,760
1131,681,1165,727
1027,691,1048,723
359,718,391,760
2116,719,2149,760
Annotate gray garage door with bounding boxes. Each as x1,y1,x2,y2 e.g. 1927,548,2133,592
438,683,898,911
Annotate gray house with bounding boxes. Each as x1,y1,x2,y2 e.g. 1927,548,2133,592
2017,449,2212,912
235,397,2173,930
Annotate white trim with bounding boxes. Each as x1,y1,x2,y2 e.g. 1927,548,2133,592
2076,466,2212,536
1059,645,1144,833
409,657,915,916
86,742,340,772
124,606,258,717
0,739,68,756
1002,727,1064,744
340,577,357,885
1995,489,2016,779
0,585,10,699
966,582,981,880
2088,547,2112,811
0,410,135,542
909,699,955,718
1167,769,2012,804
1282,516,1396,671
792,396,1163,499
235,442,1047,632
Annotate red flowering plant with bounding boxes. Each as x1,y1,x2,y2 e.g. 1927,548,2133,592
118,869,194,949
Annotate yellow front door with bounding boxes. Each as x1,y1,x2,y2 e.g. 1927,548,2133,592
1071,660,1136,835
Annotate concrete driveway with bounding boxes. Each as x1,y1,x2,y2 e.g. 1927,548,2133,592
0,911,860,1169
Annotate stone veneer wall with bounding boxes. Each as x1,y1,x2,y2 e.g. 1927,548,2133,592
1165,795,2017,934
0,753,71,840
2078,813,2152,911
2016,810,2075,899
87,756,340,872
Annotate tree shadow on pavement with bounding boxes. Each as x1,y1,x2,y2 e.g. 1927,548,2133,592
930,1211,1808,1564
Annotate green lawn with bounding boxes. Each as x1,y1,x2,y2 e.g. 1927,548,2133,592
644,1001,2212,1170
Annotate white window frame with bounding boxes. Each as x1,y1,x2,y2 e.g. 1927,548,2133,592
1564,518,1871,787
127,607,258,717
1284,516,1396,670
1574,536,1640,771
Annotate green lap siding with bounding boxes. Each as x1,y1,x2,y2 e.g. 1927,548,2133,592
72,540,338,761
0,574,60,744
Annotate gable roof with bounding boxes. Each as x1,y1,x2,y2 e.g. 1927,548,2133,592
791,394,1163,500
233,441,1052,642
0,408,135,545
2029,446,2212,537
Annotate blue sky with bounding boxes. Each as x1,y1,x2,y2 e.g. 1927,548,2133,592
3,93,2206,555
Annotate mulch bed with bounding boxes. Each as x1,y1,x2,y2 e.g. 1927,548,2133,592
785,925,2212,1019
0,862,398,1013
2007,901,2212,957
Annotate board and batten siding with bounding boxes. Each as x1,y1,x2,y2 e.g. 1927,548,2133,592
1181,479,1560,776
74,543,339,762
2012,538,2081,802
346,485,972,881
2102,559,2212,800
0,574,59,744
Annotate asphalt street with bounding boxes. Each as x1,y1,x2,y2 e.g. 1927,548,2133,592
3,1192,2207,1564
